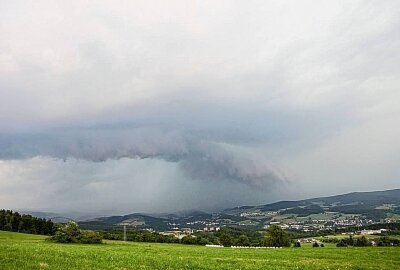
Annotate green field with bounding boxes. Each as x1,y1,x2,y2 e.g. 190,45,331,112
1,231,399,270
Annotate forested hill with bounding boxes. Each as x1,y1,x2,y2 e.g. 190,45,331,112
75,188,400,230
260,188,400,212
224,188,400,216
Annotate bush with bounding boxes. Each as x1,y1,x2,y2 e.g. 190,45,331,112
376,236,400,247
336,239,348,247
181,235,197,245
320,243,325,247
79,230,103,244
294,241,301,248
355,236,371,247
50,221,102,244
312,242,319,247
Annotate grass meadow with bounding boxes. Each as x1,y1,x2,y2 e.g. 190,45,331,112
1,231,399,270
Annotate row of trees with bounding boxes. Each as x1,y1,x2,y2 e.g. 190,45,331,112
208,225,291,247
336,235,372,247
101,225,291,247
375,236,400,246
102,229,181,243
0,209,56,235
335,235,400,247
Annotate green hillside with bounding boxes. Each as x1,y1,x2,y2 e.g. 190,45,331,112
76,189,400,231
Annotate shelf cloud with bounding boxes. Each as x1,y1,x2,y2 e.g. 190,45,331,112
1,0,399,213
0,128,287,188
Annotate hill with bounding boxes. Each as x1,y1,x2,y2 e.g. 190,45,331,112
77,188,400,232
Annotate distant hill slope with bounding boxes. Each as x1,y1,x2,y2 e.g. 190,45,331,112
306,189,400,205
77,188,400,231
225,188,400,213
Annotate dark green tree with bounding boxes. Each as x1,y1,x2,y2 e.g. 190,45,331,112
265,225,290,247
377,236,392,247
355,236,371,247
236,235,250,246
336,239,348,247
219,233,233,247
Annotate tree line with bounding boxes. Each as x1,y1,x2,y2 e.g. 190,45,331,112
0,209,56,235
335,235,400,247
101,225,291,247
102,229,181,244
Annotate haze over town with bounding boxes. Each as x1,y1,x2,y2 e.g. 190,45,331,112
0,0,399,215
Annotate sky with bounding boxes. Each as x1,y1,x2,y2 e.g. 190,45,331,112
0,0,399,215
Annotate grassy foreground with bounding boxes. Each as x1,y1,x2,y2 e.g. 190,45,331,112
1,231,399,270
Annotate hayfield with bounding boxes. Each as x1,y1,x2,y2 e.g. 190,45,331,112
0,231,399,270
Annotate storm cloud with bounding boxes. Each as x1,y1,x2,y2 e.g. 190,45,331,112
0,0,400,213
0,128,286,188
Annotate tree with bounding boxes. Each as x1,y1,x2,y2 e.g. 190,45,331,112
11,212,21,232
0,211,6,229
377,236,392,247
337,239,347,247
355,236,371,247
236,235,250,246
219,233,233,247
348,235,354,246
181,235,196,245
265,225,290,247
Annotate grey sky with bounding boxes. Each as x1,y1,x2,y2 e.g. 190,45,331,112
0,0,399,214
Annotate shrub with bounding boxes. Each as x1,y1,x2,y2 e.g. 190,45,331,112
79,230,103,244
355,236,371,247
50,221,102,244
312,242,319,247
294,241,301,248
181,235,197,245
376,236,400,247
320,243,325,247
336,239,348,247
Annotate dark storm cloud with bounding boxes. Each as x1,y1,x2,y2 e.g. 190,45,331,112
1,1,400,213
0,128,286,188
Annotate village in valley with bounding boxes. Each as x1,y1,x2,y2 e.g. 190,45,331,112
79,189,400,243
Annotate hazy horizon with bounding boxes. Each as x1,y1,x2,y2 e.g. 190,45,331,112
1,1,400,214
15,187,400,218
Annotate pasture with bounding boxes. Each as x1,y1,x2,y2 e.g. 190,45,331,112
0,231,399,270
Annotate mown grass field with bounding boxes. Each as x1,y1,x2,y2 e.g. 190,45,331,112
1,231,399,270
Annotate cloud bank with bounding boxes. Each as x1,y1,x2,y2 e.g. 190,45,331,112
0,128,286,188
0,0,400,213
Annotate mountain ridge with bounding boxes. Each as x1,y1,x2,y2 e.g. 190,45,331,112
19,188,400,231
77,188,400,231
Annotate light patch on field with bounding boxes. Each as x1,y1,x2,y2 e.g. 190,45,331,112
39,262,48,268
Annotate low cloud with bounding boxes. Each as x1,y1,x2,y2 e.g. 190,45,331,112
0,128,286,188
1,1,400,213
